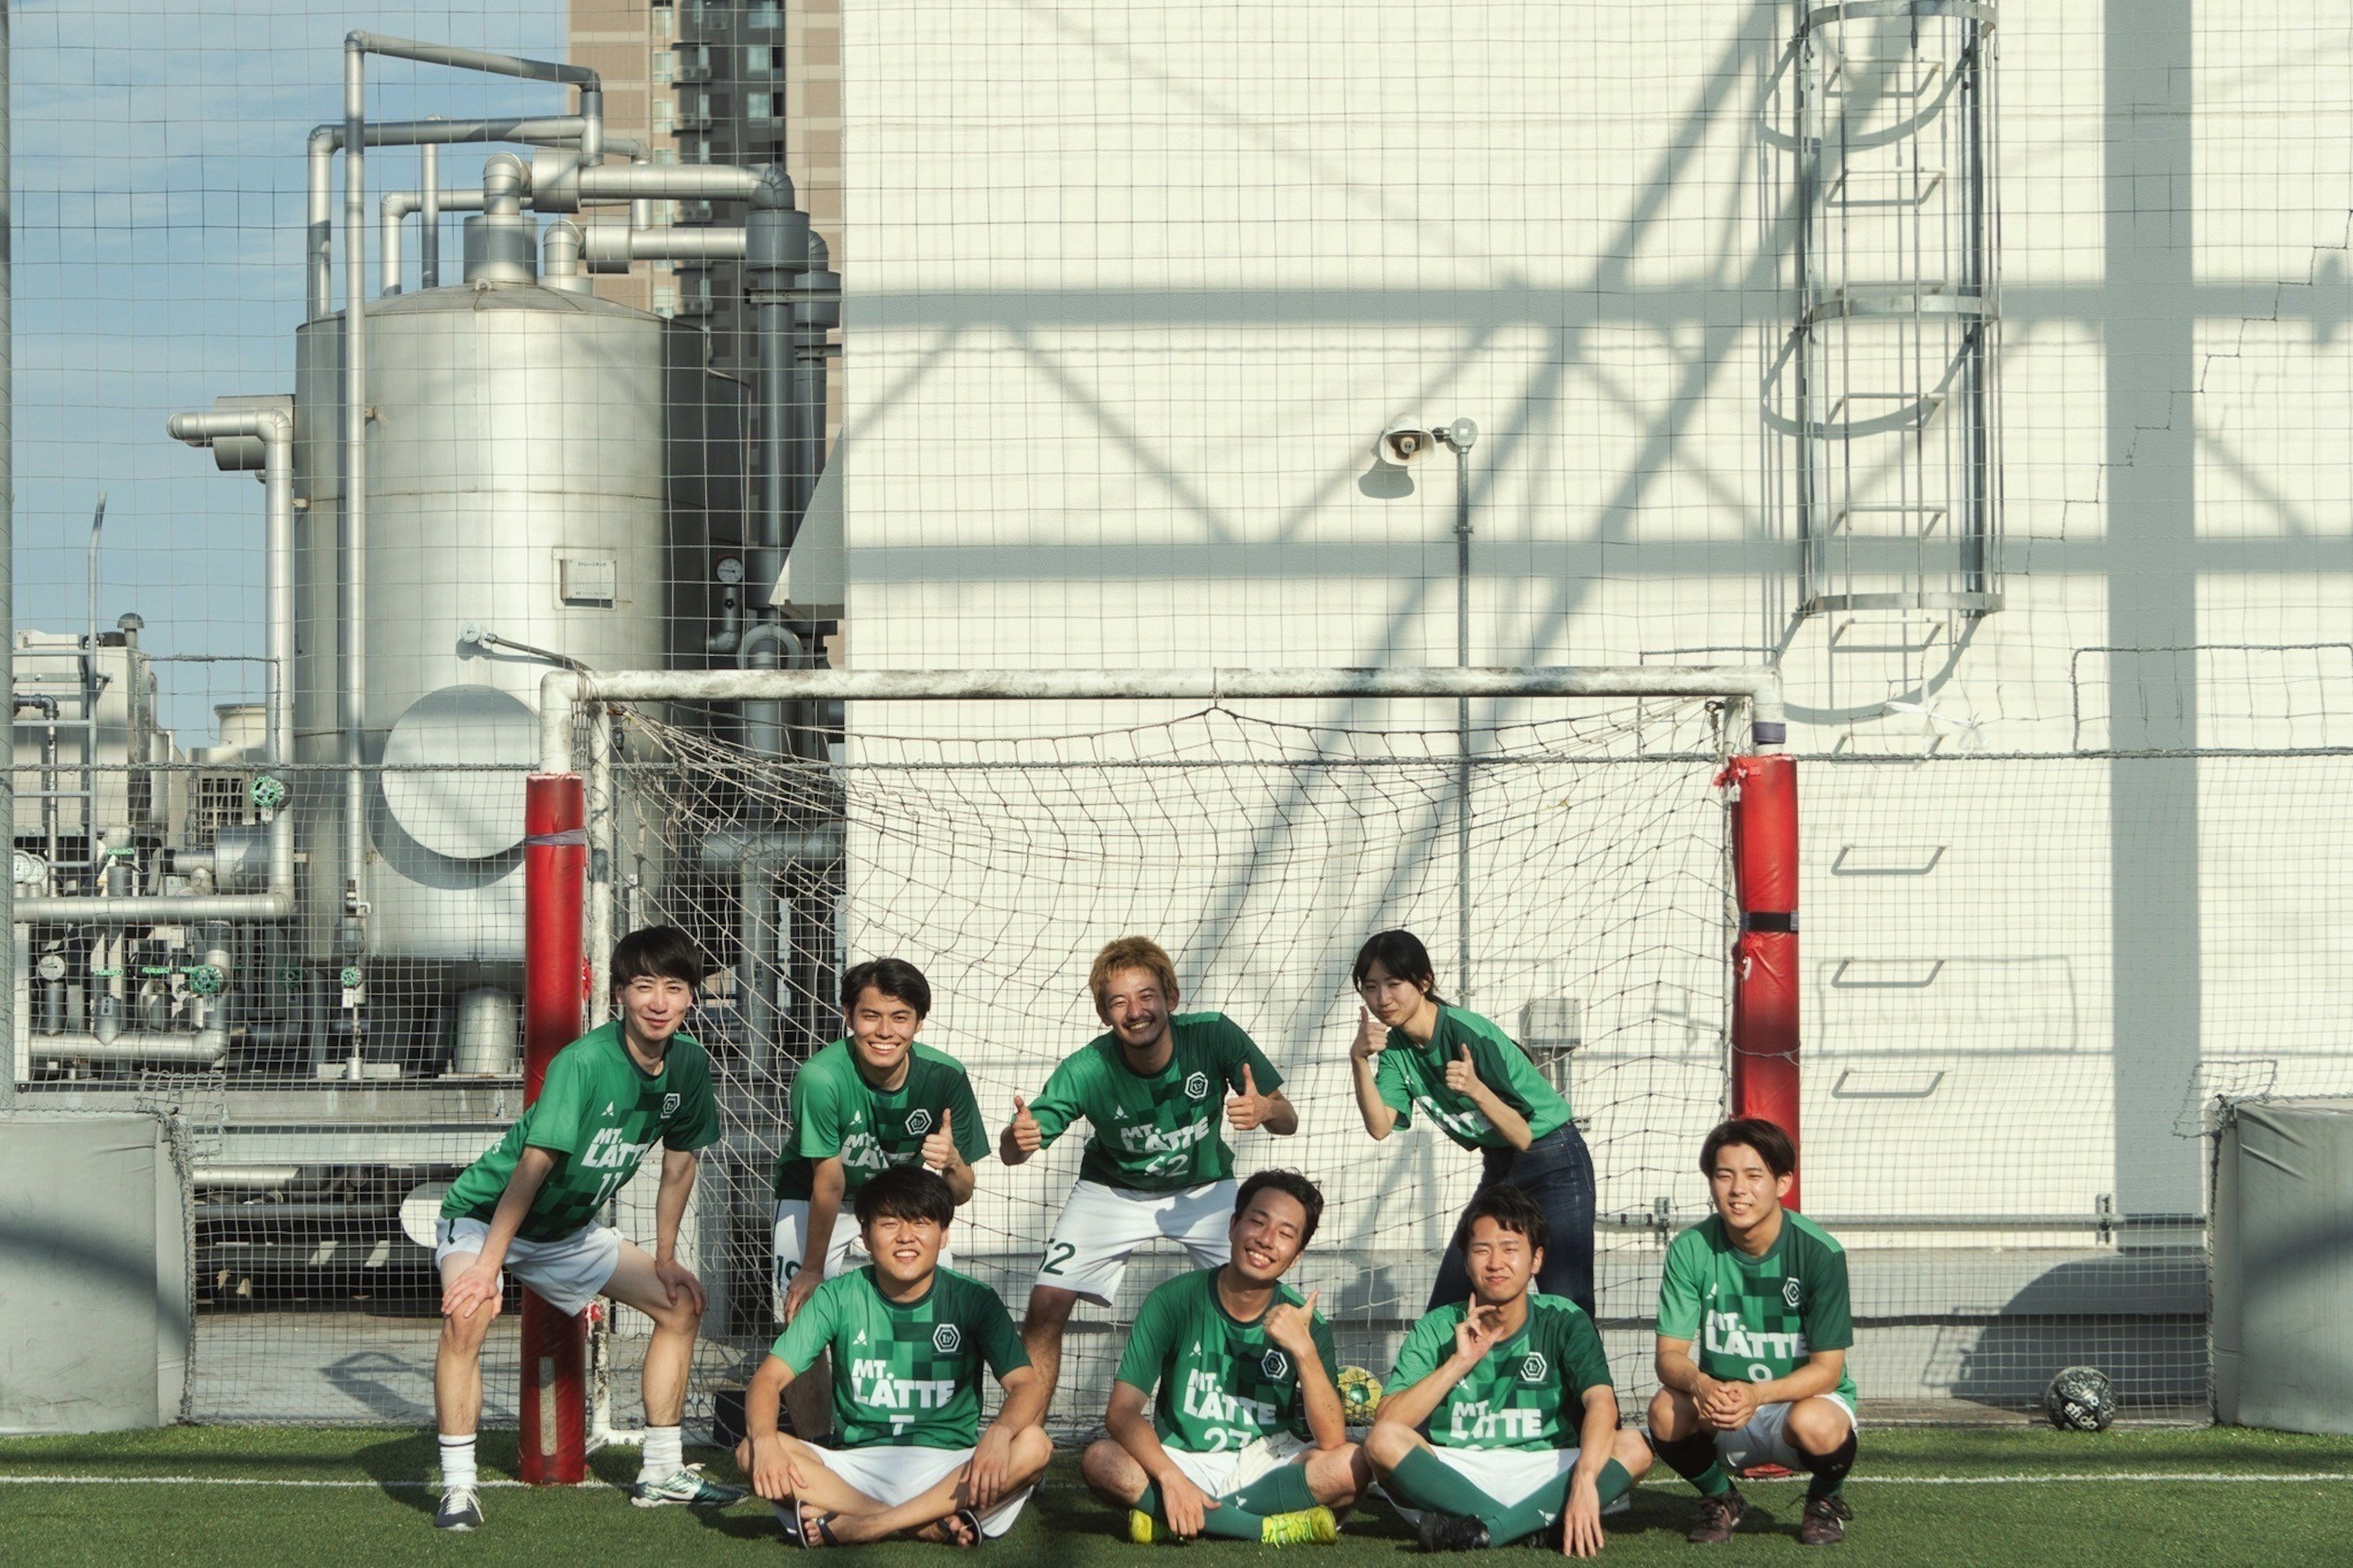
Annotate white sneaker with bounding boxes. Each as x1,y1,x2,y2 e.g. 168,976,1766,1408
434,1484,483,1531
627,1463,746,1509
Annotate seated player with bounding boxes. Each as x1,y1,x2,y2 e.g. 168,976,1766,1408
1078,1170,1367,1545
1646,1117,1857,1547
432,926,743,1531
999,935,1297,1406
736,1165,1051,1545
1366,1184,1651,1558
775,957,988,1440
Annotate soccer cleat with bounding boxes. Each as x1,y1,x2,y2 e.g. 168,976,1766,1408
1798,1495,1852,1546
627,1463,747,1509
1128,1509,1159,1545
434,1484,483,1531
1684,1489,1749,1545
1416,1510,1491,1553
1260,1506,1340,1546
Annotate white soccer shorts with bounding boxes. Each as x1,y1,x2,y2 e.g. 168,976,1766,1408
773,1199,958,1317
433,1217,621,1317
1382,1444,1583,1524
770,1443,1033,1539
1162,1431,1310,1500
1713,1393,1858,1473
1033,1178,1235,1306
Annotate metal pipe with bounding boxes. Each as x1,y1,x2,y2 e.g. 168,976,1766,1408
18,410,298,922
305,118,653,316
737,622,801,761
540,219,588,294
578,220,749,270
544,162,794,213
194,1164,301,1191
420,140,440,290
196,1201,398,1221
540,665,1789,776
341,39,369,932
344,32,598,91
584,710,614,1023
30,1030,229,1066
0,3,11,1104
383,187,487,293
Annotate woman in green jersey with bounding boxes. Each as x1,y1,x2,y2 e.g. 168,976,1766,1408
1346,929,1595,1317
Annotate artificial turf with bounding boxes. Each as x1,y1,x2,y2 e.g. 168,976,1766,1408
1,1425,2347,1567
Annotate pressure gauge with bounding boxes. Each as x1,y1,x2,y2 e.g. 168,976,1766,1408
36,953,68,982
12,849,44,887
715,557,745,585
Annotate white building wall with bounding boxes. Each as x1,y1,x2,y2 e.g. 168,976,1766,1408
828,0,2353,1399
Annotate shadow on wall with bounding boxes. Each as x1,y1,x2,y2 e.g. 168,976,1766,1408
1947,1250,2207,1411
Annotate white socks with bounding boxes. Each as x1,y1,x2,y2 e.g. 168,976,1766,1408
438,1433,478,1491
640,1425,684,1481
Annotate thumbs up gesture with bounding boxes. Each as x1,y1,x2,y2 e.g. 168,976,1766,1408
1444,1041,1479,1095
921,1108,958,1171
1226,1064,1270,1132
1007,1094,1042,1155
1262,1287,1322,1359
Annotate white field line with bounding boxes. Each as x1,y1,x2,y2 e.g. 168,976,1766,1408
0,1471,2349,1490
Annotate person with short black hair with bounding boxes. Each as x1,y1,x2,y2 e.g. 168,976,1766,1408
1367,1184,1650,1555
1647,1118,1859,1547
737,1167,1050,1546
773,956,988,1440
1079,1170,1366,1545
1000,936,1298,1408
1346,930,1596,1316
431,926,740,1530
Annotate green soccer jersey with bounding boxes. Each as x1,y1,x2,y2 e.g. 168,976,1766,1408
1113,1266,1340,1453
1656,1211,1857,1404
1374,1005,1572,1151
1028,1013,1283,1194
771,1265,1029,1449
442,1022,720,1243
1390,1294,1615,1452
774,1039,989,1202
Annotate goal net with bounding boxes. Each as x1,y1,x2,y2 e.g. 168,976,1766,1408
585,694,1742,1436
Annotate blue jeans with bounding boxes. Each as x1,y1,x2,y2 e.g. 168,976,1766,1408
1426,1123,1597,1319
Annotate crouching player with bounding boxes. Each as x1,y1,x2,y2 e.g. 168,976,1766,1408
737,1167,1050,1545
1367,1186,1650,1557
432,926,742,1530
1080,1170,1365,1545
1646,1118,1857,1547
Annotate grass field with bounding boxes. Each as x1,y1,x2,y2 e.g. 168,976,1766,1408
2,1425,2346,1567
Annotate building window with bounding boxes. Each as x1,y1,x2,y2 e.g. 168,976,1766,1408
749,2,781,31
653,284,679,319
746,91,776,121
654,97,674,134
654,7,675,40
746,44,774,75
654,50,674,85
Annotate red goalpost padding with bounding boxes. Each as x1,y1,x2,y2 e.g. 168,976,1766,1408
520,773,590,1484
1722,754,1802,1208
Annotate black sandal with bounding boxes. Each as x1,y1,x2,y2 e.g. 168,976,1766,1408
796,1502,843,1548
947,1507,986,1548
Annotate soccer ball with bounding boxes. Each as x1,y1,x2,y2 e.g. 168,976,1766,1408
1337,1365,1382,1425
2044,1365,2116,1431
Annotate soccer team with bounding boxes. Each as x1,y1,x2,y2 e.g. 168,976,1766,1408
428,926,1859,1550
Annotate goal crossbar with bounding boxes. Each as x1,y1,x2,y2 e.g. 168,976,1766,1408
537,664,1787,774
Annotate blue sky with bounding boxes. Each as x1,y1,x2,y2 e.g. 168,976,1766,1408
12,1,567,737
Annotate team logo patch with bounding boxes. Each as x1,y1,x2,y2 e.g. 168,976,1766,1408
1260,1348,1291,1381
906,1108,934,1135
1521,1352,1549,1384
1184,1072,1210,1100
661,1092,681,1118
933,1324,962,1354
1783,1278,1802,1309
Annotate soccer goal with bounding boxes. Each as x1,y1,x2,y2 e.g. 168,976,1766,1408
520,665,1793,1474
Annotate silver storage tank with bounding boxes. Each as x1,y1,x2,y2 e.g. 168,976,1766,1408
294,281,667,980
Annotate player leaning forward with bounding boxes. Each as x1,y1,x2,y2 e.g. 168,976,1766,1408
1001,935,1298,1402
1080,1170,1368,1545
737,1165,1051,1545
1367,1184,1651,1557
1647,1117,1858,1547
431,926,742,1531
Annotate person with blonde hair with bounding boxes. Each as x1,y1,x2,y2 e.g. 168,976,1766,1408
1000,936,1297,1406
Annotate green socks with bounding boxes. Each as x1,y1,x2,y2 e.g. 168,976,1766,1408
1133,1480,1267,1541
1650,1430,1735,1498
1389,1445,1507,1522
1396,1451,1641,1547
1227,1463,1319,1518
